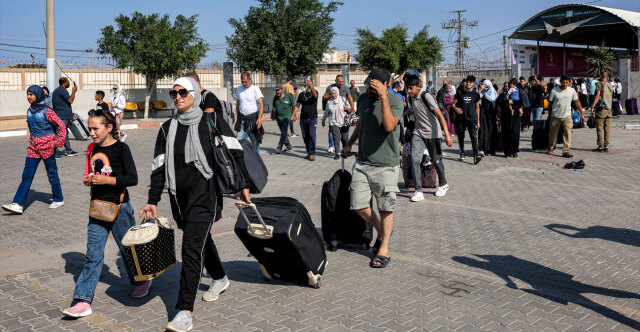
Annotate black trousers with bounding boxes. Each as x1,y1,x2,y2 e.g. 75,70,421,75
276,120,291,150
455,119,479,157
501,111,521,156
176,222,226,312
478,110,494,154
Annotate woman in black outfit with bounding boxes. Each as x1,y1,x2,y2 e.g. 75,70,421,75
497,82,521,158
478,79,498,156
140,77,231,332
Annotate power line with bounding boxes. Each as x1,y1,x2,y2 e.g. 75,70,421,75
0,42,87,53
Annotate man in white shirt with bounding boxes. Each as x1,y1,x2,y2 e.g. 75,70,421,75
234,72,264,153
547,76,584,158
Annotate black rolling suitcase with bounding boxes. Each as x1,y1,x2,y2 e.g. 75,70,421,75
235,198,326,288
531,120,547,150
321,158,373,251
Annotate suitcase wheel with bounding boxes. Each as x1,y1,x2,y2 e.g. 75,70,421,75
313,276,322,289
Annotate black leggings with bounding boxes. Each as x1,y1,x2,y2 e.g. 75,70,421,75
176,222,226,311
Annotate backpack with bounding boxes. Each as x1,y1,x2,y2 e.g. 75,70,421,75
203,90,234,125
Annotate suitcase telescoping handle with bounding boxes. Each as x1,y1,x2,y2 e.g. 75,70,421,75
235,201,272,236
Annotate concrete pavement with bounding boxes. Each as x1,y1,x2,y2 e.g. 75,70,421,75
1,115,639,331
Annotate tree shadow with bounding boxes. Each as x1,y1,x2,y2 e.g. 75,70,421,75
452,254,640,329
545,224,640,248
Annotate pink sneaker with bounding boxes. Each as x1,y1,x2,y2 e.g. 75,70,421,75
131,280,152,298
62,301,92,318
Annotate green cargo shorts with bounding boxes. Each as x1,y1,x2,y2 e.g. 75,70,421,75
350,162,400,212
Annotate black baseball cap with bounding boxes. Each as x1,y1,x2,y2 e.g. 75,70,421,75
364,68,391,86
275,84,283,90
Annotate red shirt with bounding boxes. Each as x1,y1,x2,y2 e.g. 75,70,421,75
27,109,67,159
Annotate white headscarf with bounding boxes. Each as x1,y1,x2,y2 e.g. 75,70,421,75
164,77,212,196
111,83,126,112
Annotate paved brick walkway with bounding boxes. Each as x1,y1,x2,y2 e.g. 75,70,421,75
1,115,639,331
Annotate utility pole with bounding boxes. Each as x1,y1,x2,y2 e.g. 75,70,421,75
46,0,55,92
503,35,508,72
441,10,477,71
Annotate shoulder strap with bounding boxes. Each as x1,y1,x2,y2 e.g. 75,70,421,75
420,91,434,113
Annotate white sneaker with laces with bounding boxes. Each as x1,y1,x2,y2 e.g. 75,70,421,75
328,147,335,154
410,191,424,202
2,203,23,214
49,201,65,209
290,133,298,138
202,276,229,302
166,311,193,332
435,184,449,197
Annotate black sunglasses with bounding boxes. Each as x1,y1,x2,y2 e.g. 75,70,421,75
169,89,191,99
88,109,114,119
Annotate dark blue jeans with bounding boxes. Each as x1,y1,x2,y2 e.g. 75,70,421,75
276,120,291,150
299,118,317,155
13,156,63,207
289,120,296,134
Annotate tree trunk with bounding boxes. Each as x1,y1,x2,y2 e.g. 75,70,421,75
144,77,156,120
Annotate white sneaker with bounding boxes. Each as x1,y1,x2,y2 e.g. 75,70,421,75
435,184,449,197
479,151,486,157
290,133,298,138
202,276,229,302
410,191,424,202
2,203,23,214
166,311,193,332
49,201,65,209
328,147,335,154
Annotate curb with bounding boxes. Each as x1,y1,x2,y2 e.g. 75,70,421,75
1,123,163,138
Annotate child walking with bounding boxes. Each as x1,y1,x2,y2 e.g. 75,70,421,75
62,109,150,318
2,85,66,214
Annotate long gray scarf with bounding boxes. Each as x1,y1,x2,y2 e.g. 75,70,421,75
165,77,213,195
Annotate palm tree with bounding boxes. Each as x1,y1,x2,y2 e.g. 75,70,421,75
586,42,614,77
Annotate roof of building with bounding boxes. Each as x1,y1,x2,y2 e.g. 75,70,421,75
510,4,640,49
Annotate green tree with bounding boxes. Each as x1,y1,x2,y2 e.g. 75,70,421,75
97,12,208,119
355,25,443,74
586,42,615,77
226,0,342,80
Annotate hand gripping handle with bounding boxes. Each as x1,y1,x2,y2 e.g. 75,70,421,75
235,201,271,236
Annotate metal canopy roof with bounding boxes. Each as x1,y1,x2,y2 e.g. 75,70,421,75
510,4,640,49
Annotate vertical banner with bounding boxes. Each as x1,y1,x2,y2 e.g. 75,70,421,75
538,46,564,77
565,48,588,77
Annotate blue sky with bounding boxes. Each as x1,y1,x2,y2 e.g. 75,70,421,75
1,0,638,66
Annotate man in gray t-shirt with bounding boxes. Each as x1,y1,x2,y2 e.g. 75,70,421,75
405,76,453,201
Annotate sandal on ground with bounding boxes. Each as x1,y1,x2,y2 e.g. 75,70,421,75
370,255,391,268
372,239,381,255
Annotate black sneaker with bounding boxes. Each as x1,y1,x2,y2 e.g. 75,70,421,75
66,150,79,157
459,153,466,161
512,152,518,158
285,146,293,152
603,147,609,152
592,147,604,153
474,155,483,165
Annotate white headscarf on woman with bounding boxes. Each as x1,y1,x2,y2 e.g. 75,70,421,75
330,86,346,122
480,79,498,106
111,83,126,113
164,77,213,196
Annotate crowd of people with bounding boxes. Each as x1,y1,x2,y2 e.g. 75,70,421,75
0,65,621,331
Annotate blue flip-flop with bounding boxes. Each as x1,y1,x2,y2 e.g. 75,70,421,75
370,255,391,268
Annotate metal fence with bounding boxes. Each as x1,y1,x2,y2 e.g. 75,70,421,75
0,57,373,91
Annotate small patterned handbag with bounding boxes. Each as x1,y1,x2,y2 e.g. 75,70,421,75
343,112,359,127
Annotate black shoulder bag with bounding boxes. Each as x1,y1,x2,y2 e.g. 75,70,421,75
206,113,248,194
